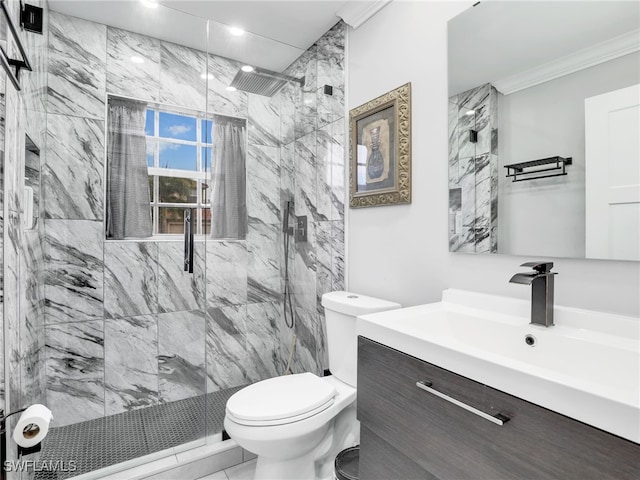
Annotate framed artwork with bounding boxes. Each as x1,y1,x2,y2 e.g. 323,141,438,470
349,82,411,208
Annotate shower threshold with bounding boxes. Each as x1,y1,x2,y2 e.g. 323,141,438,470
33,386,244,480
71,436,249,480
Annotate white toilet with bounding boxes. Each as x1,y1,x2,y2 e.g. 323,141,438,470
224,291,401,480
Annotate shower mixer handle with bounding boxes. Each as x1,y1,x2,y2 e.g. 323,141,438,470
184,208,194,274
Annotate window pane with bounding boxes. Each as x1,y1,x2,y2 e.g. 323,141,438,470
159,143,197,171
145,109,154,136
158,207,187,234
202,147,212,171
159,112,197,141
146,139,155,167
159,177,197,203
201,119,213,143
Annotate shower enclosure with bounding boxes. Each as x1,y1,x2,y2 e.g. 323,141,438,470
0,0,346,478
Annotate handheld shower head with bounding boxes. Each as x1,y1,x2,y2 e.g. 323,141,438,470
283,200,293,234
282,200,295,332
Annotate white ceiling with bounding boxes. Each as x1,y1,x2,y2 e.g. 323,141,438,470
47,0,358,72
449,1,640,95
160,1,350,49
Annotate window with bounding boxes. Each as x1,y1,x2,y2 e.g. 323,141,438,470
107,96,247,240
145,108,213,235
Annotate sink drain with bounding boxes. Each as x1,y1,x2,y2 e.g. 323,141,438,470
525,334,536,346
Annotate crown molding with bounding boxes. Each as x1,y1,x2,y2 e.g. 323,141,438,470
337,0,392,29
494,29,640,95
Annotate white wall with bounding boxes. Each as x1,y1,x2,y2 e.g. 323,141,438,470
498,53,639,258
347,0,640,317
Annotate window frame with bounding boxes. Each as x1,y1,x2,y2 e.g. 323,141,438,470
146,107,212,236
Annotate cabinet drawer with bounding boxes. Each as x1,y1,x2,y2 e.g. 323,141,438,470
358,336,499,479
358,336,640,480
360,426,434,480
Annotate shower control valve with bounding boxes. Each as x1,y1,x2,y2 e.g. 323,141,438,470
296,216,307,242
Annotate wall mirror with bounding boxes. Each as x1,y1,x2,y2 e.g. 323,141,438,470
448,1,639,261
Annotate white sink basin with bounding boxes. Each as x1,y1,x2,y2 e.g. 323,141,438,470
356,289,640,443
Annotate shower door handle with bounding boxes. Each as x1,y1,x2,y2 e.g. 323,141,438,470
184,208,194,274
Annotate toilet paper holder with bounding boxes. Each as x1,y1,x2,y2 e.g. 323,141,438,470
0,408,42,475
0,408,47,479
0,408,27,435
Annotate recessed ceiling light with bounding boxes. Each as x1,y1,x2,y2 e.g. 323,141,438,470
130,56,145,64
140,0,158,8
200,72,214,80
226,86,237,92
229,26,245,36
241,65,254,73
465,110,475,116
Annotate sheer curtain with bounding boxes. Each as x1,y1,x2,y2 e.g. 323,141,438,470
210,117,247,239
106,98,152,239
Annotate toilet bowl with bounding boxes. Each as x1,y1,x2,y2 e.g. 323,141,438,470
225,374,357,479
224,291,401,480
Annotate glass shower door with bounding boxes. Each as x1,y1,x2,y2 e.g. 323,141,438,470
201,17,309,442
16,3,212,478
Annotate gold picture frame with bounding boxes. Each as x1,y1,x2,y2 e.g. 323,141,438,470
349,82,411,208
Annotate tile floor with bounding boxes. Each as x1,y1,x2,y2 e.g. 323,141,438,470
34,386,244,480
198,459,257,480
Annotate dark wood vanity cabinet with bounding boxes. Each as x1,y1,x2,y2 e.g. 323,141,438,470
357,336,640,480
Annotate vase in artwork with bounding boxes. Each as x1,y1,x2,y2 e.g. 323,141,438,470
366,126,384,180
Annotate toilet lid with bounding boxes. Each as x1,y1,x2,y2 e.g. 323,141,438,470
226,372,337,423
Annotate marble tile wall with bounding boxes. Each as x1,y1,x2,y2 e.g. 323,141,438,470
274,21,346,376
448,83,499,253
0,70,5,414
157,310,206,402
1,1,49,476
104,314,159,415
45,320,104,425
47,12,106,120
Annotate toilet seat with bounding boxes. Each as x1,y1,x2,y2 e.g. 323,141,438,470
227,397,335,426
226,372,337,426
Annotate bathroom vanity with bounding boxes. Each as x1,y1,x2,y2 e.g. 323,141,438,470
355,290,640,479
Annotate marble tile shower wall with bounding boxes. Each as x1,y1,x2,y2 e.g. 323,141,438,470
42,13,346,427
1,0,48,414
43,11,278,426
448,83,498,253
275,22,346,376
0,1,49,478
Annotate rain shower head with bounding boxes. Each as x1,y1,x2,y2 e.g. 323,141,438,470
229,67,304,97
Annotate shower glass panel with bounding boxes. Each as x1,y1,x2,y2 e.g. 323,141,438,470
201,16,306,443
27,3,212,478
2,0,316,477
1,0,338,475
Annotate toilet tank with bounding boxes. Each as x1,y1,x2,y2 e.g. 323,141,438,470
321,291,401,387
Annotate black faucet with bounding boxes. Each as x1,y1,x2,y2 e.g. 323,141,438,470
509,262,557,327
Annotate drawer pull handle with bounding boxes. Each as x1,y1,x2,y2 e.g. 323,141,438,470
416,381,510,426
